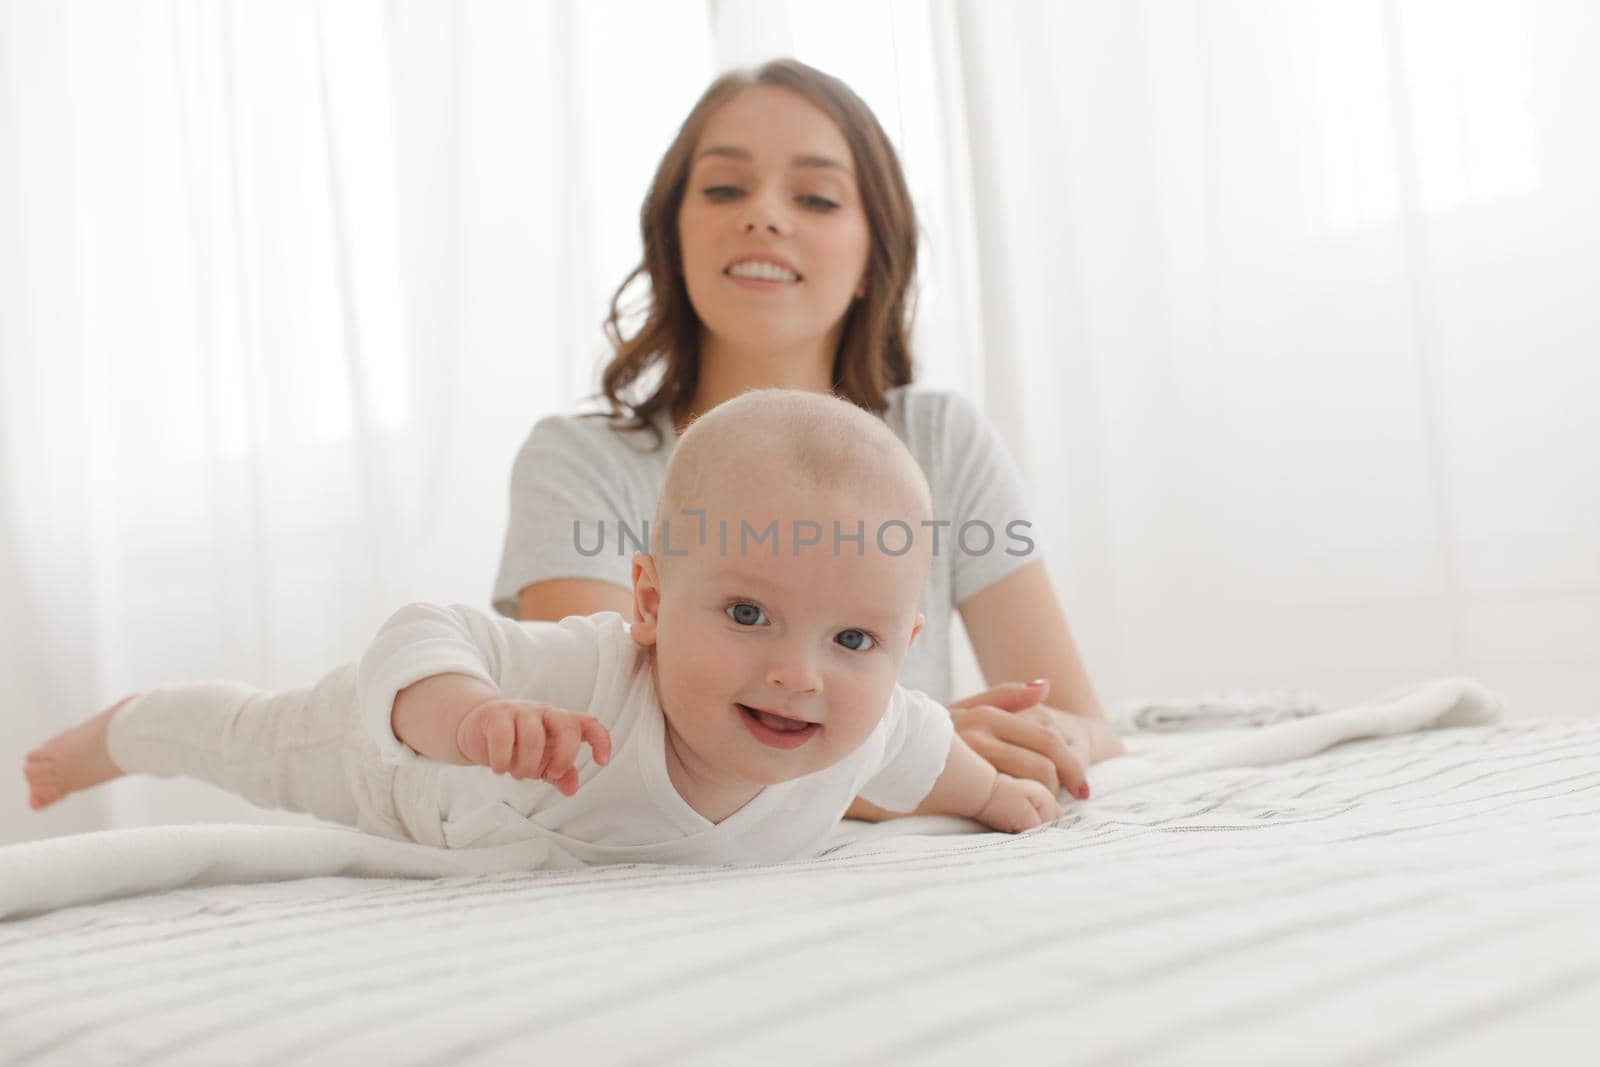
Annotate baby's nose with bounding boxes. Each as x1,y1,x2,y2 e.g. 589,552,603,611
766,653,821,694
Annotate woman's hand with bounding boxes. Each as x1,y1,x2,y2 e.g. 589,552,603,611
947,679,1123,799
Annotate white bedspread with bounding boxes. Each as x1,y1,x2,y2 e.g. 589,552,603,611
3,677,1597,1065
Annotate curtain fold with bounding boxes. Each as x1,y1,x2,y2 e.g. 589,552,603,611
922,0,1599,717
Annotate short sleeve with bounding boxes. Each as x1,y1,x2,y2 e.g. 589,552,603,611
932,393,1041,604
855,686,956,812
491,415,659,617
356,603,608,766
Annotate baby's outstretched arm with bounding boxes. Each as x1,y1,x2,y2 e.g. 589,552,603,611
391,674,611,796
917,735,1064,832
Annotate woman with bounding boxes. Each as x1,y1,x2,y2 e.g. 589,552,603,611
493,59,1123,817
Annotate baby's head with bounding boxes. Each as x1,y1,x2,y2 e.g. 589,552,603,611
629,389,933,788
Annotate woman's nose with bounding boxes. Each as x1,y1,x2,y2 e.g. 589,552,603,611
740,187,791,236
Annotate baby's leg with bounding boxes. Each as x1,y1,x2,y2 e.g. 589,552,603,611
28,667,370,830
24,695,138,809
27,666,443,845
111,670,370,827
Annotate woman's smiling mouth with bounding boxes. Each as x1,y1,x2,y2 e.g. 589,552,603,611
724,254,802,286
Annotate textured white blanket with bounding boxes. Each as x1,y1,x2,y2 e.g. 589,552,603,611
3,678,1595,1067
0,677,1500,920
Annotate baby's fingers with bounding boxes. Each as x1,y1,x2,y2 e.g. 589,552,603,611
539,715,610,795
540,720,583,786
985,779,1063,833
580,716,612,767
1028,782,1064,823
509,712,547,780
483,712,516,775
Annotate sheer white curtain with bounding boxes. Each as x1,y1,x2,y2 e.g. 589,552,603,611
763,0,1600,719
4,1,1595,845
0,0,711,843
945,0,1599,718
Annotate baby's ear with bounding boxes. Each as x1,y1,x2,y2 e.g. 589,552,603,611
630,552,662,646
906,612,924,648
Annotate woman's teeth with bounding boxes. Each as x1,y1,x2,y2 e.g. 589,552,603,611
727,261,799,283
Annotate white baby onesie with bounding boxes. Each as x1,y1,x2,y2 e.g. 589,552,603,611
356,605,956,866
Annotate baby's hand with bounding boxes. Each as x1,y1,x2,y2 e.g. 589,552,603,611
455,700,611,796
975,772,1063,833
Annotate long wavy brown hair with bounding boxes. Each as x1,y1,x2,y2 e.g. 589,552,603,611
595,59,918,447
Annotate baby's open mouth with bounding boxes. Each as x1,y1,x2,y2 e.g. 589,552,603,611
740,705,811,732
738,704,820,749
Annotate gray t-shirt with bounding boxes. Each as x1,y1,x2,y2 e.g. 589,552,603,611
491,386,1038,703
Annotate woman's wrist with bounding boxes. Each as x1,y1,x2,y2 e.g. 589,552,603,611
1085,714,1126,761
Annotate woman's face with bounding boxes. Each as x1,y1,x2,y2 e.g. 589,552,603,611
676,86,872,365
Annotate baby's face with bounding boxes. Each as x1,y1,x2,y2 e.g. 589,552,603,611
631,482,927,789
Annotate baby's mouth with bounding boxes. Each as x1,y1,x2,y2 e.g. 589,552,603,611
738,704,814,732
737,703,821,749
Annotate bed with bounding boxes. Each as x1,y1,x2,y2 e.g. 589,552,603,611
2,679,1597,1065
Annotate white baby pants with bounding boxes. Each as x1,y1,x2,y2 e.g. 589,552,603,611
106,666,447,847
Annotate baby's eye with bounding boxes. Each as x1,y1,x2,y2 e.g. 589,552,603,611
704,185,743,202
835,629,875,652
726,602,768,627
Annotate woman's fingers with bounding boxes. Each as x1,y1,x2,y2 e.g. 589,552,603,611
989,707,1090,798
965,732,1062,794
999,713,1089,799
948,679,1050,713
962,707,1089,799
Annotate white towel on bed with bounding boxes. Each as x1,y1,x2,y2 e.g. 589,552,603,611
1095,675,1500,792
1114,687,1329,731
0,676,1501,920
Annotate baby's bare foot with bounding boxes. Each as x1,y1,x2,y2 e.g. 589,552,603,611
24,695,137,810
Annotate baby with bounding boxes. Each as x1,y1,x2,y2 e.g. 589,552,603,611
25,390,1064,866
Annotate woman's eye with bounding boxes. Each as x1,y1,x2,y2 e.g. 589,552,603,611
798,195,839,212
704,185,743,202
835,629,875,652
726,603,767,627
